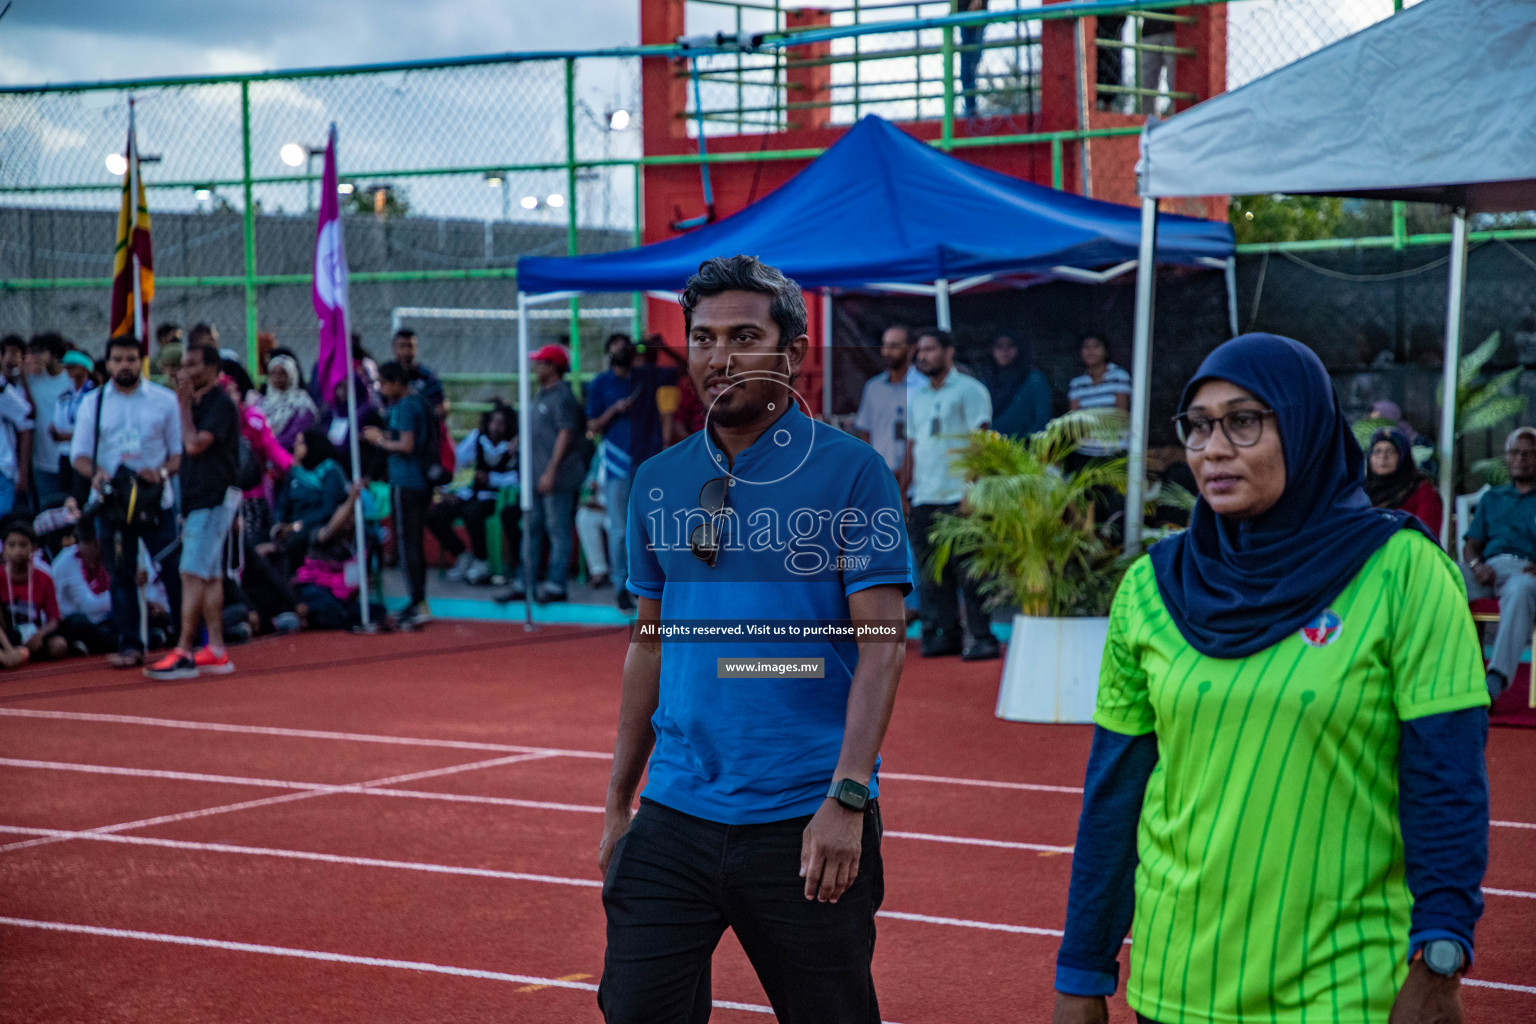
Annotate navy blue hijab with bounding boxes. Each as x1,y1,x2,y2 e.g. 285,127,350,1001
1148,334,1433,659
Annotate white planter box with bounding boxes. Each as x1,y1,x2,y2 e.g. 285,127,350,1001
995,614,1110,724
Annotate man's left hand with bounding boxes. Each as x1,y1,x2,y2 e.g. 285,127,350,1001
800,800,863,903
537,470,556,496
1388,960,1463,1024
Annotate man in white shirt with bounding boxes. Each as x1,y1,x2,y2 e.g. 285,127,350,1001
70,336,182,668
853,325,914,480
0,334,34,516
906,328,999,661
26,333,73,505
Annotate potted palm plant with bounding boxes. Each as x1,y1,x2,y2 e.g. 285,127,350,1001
926,410,1188,723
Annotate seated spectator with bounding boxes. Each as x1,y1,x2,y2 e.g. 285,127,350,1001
0,522,66,661
272,429,349,570
575,458,610,588
1462,426,1536,700
323,378,388,482
293,481,386,630
261,354,318,451
52,531,117,654
1366,428,1442,532
426,403,518,585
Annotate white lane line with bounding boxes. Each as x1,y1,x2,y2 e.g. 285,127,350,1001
1484,887,1536,900
0,708,611,760
0,757,603,814
10,709,1536,833
0,917,912,1020
1465,979,1536,995
884,830,1074,854
0,752,558,855
5,823,1534,954
877,911,1064,937
0,826,605,888
880,772,1083,795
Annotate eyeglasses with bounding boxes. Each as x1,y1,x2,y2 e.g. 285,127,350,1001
690,476,730,568
1174,408,1276,451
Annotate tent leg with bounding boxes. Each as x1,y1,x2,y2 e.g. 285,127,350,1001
1123,198,1159,554
1438,211,1468,550
935,278,952,331
517,292,537,631
1224,256,1239,337
821,288,834,421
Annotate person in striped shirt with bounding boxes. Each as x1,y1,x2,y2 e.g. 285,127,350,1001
1067,333,1132,459
1054,334,1490,1024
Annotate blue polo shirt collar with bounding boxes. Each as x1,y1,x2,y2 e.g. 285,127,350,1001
700,401,809,476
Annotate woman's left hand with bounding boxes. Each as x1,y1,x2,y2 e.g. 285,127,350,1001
1388,960,1463,1024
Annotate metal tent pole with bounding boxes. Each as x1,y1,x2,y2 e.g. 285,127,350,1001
821,288,834,421
1123,197,1159,553
1224,256,1239,337
935,278,952,331
517,291,536,631
1438,210,1468,549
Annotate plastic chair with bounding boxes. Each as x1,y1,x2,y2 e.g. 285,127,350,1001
485,486,518,577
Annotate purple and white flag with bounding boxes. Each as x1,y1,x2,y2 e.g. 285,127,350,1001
312,125,349,405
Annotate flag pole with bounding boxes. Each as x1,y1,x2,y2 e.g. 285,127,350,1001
128,97,145,347
331,123,370,629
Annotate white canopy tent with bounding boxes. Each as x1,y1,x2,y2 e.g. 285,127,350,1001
1125,0,1536,550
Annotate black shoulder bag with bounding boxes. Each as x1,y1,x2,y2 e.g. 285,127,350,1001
92,386,166,532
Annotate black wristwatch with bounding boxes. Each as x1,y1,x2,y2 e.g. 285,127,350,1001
1421,939,1467,977
826,778,869,812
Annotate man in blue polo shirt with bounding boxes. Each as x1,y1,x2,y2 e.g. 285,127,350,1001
597,255,911,1024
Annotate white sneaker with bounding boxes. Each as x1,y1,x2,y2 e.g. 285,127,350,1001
464,559,491,585
445,551,473,581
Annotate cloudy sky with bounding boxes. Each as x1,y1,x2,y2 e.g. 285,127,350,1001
0,0,640,87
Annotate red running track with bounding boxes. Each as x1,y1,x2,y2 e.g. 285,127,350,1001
1,621,1533,1023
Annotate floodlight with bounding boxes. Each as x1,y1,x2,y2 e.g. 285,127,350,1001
280,143,307,168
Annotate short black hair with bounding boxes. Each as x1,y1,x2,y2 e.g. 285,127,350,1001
605,332,633,350
187,323,218,347
916,328,954,349
378,361,411,386
184,340,220,370
0,334,27,355
219,358,254,395
105,335,142,359
28,332,66,360
680,255,807,349
2,521,36,546
155,322,182,345
882,324,913,345
392,329,418,343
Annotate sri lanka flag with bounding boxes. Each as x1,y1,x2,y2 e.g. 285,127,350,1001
108,101,153,345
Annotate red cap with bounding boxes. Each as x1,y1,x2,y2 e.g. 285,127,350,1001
529,344,570,374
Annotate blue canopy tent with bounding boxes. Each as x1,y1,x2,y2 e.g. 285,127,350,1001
508,116,1234,617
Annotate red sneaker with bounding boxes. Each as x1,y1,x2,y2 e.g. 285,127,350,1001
193,647,235,675
145,648,199,680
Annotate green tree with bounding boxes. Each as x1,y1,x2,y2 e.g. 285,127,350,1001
1229,194,1345,244
346,184,411,219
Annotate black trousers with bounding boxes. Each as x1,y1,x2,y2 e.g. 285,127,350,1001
599,798,884,1024
907,502,993,646
394,486,430,605
425,496,497,561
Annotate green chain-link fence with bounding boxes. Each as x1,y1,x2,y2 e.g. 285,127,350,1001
2,0,1501,423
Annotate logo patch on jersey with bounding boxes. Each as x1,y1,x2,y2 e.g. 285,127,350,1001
1299,609,1343,648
